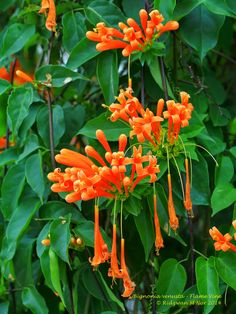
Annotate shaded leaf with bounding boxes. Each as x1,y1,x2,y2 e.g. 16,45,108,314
211,183,236,215
35,65,88,88
156,259,187,312
1,24,35,58
62,11,86,53
22,285,49,314
67,38,100,70
37,105,65,147
195,256,220,314
78,113,130,141
7,86,33,136
1,163,25,219
180,5,225,60
97,51,118,104
85,0,126,26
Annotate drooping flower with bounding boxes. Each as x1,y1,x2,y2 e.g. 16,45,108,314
184,158,193,215
86,9,179,57
39,0,56,32
209,227,236,252
89,205,110,267
153,193,164,254
167,173,179,231
108,224,123,280
120,238,136,297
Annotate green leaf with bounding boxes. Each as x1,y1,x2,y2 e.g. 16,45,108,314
81,266,106,300
154,0,176,20
0,302,9,314
18,104,39,143
195,257,220,314
0,0,15,11
7,86,33,136
62,103,85,142
37,105,65,147
0,147,18,167
25,152,45,201
191,153,210,205
1,24,35,58
148,58,175,99
211,183,236,215
180,4,225,60
97,51,118,104
216,251,236,291
203,0,236,18
0,95,7,137
35,65,88,88
39,201,85,223
85,0,126,26
75,220,111,249
124,196,142,216
134,207,155,262
67,38,101,70
209,104,231,127
174,0,203,20
226,0,236,14
50,215,71,263
1,194,40,261
97,272,125,311
62,11,86,53
1,163,25,219
0,79,11,95
156,259,187,312
49,248,65,306
78,113,130,141
215,156,234,185
122,0,143,20
22,286,49,314
18,133,39,161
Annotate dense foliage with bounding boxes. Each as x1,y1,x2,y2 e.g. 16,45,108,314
0,0,236,313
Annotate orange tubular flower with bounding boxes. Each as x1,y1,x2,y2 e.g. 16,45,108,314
167,174,179,231
16,70,34,83
129,108,163,145
39,0,56,32
163,92,194,143
86,9,179,57
89,205,110,267
108,224,123,280
184,158,193,215
209,227,236,253
120,238,136,297
0,60,34,85
153,194,164,253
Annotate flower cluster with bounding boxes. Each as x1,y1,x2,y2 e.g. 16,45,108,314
86,9,179,56
108,88,194,146
48,130,163,297
48,130,159,202
38,0,56,32
209,221,236,253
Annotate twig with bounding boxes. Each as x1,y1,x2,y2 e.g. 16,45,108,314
46,89,56,169
66,264,75,314
9,282,17,314
202,207,212,256
212,49,236,66
188,216,195,284
158,57,168,102
141,65,145,106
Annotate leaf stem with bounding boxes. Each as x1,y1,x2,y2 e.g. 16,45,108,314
158,57,168,102
46,89,56,169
